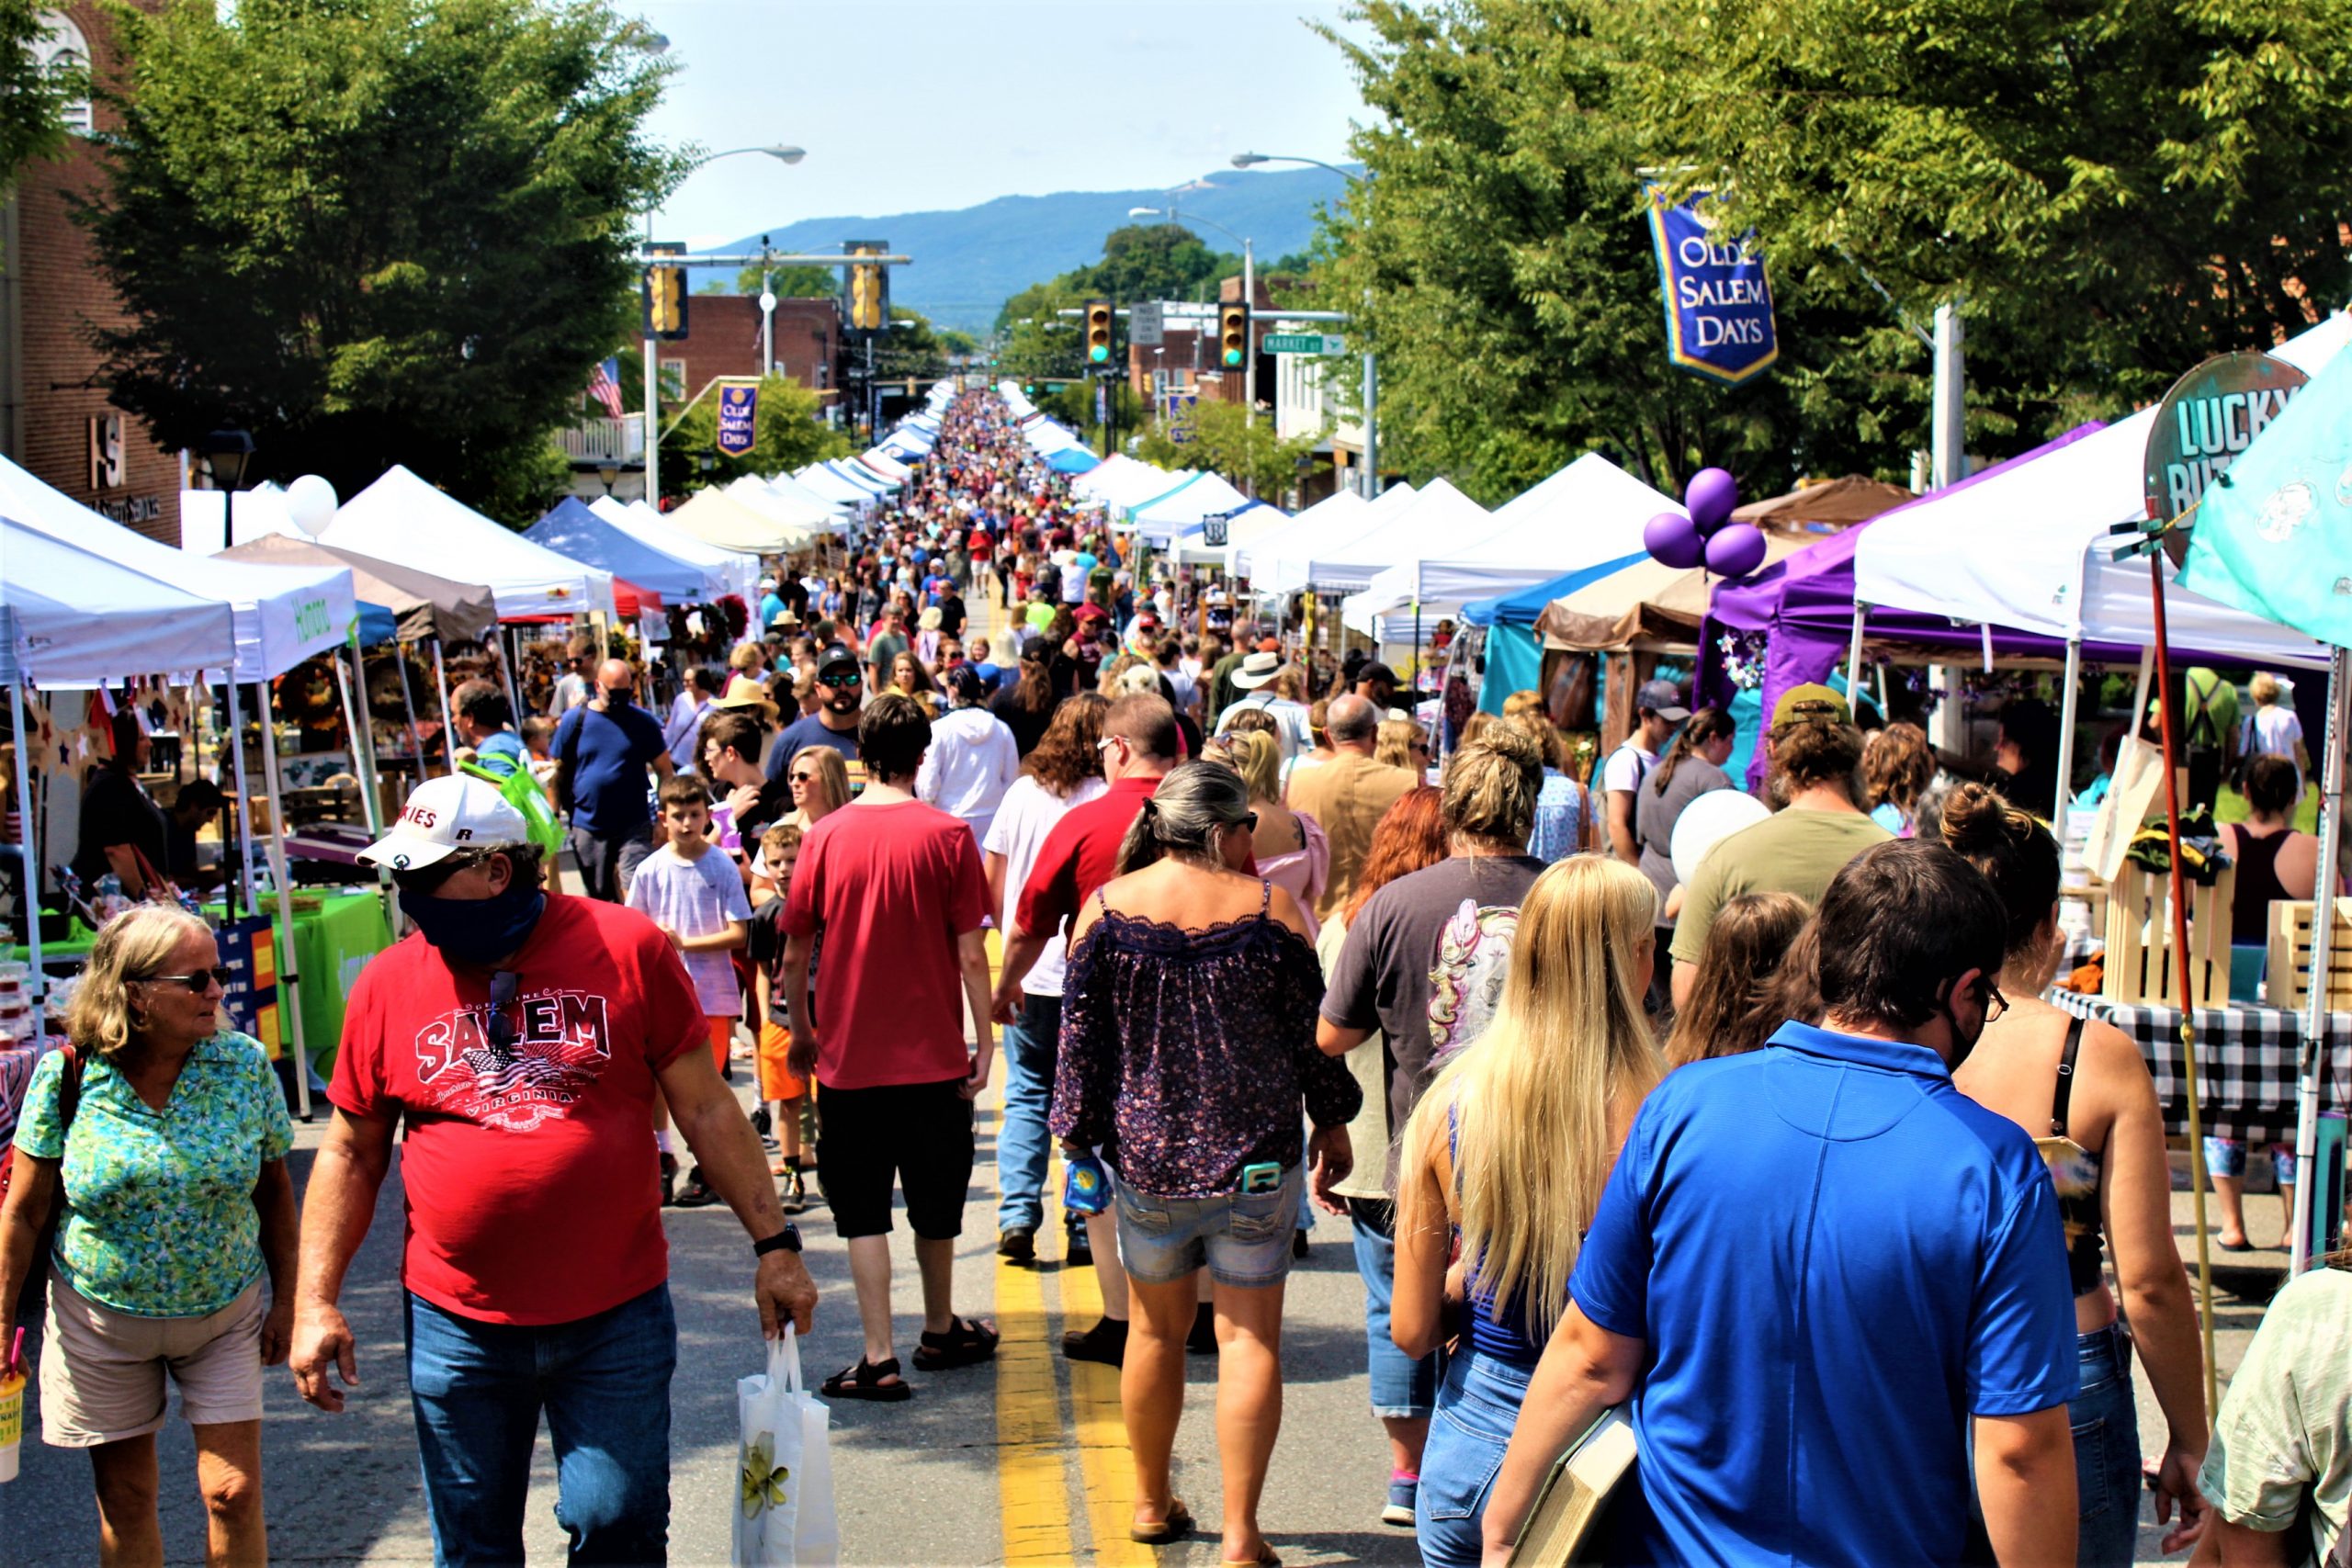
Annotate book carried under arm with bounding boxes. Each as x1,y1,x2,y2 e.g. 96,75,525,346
1506,1404,1636,1568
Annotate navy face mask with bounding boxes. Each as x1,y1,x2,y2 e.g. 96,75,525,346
399,880,547,967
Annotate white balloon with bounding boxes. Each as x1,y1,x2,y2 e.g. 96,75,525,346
1669,788,1771,887
286,473,339,537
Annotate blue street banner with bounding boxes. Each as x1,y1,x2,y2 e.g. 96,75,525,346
716,382,759,457
1645,185,1778,386
2177,346,2352,650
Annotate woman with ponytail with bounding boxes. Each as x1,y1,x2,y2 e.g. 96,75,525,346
1940,782,2208,1565
1052,761,1363,1562
1390,856,1665,1565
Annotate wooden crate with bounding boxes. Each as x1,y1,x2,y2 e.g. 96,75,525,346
2103,860,2234,1008
2267,901,2352,1014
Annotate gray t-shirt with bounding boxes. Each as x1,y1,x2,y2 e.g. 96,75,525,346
1320,853,1545,1186
1634,755,1735,916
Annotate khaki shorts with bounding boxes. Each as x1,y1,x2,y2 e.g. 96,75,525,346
40,1277,266,1447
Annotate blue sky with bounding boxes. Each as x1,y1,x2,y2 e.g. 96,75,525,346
631,0,1374,248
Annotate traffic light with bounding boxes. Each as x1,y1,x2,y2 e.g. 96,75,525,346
1085,299,1114,364
1218,301,1250,368
842,238,889,340
847,262,882,333
642,263,686,338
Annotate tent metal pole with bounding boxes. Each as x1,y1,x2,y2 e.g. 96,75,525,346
335,639,384,840
224,678,258,913
497,625,525,729
1843,602,1867,702
391,646,424,770
254,685,312,1121
9,674,46,1014
2290,644,2350,1274
431,638,457,778
2052,637,2084,843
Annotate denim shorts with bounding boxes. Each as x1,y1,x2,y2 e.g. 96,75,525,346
1115,1165,1302,1288
2205,1136,2297,1186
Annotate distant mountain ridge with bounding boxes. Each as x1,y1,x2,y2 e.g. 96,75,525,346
682,164,1357,334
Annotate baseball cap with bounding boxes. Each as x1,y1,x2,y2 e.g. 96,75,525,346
1359,660,1399,688
1771,682,1850,729
357,775,530,871
814,641,860,677
1636,678,1691,723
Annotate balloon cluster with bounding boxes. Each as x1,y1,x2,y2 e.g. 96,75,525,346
1642,468,1769,579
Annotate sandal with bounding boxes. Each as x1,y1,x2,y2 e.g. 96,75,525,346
1220,1550,1281,1566
820,1356,912,1402
1130,1500,1193,1545
912,1314,1000,1371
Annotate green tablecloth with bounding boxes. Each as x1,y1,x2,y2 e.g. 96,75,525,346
10,890,392,1068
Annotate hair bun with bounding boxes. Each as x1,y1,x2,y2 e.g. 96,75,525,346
1478,723,1545,773
1938,780,2016,852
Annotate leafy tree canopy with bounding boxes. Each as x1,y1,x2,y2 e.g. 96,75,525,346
1135,400,1325,500
700,261,842,298
662,373,848,502
85,0,681,521
0,1,74,199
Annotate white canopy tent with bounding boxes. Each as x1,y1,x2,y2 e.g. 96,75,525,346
1342,454,1679,631
793,463,885,508
587,496,760,603
756,469,854,524
1127,471,1258,548
1260,480,1485,596
324,466,614,619
3,515,237,685
1087,461,1195,514
855,449,913,486
725,475,844,537
1233,487,1387,580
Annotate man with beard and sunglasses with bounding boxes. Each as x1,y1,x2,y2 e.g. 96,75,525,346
1478,839,2080,1568
765,641,867,797
288,775,816,1565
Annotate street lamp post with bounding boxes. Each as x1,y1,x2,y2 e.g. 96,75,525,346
643,144,805,503
1232,152,1376,496
1130,204,1254,427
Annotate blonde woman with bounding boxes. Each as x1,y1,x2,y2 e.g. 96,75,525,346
0,906,296,1565
1391,857,1664,1565
1220,728,1329,942
1374,717,1430,774
785,744,853,827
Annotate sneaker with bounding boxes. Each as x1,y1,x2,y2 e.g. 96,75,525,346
1382,1474,1419,1528
673,1168,721,1208
658,1151,678,1206
779,1168,807,1214
1064,1220,1092,1268
1185,1300,1217,1355
1060,1315,1128,1367
997,1225,1036,1263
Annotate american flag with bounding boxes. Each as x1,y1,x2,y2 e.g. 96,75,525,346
587,357,626,420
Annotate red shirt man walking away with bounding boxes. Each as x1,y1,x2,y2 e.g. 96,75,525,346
781,694,1000,1402
288,775,814,1565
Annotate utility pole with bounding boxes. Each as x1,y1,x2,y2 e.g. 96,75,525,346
1361,340,1378,499
1243,238,1256,429
760,236,775,380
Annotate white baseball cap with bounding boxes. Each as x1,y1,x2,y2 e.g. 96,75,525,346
357,775,532,871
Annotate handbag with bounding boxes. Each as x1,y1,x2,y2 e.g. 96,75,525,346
731,1326,836,1567
6,1043,85,1323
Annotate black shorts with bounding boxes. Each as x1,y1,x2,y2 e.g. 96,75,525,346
814,1077,975,1240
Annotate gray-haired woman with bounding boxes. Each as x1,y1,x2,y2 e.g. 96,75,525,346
1051,761,1361,1562
0,905,296,1566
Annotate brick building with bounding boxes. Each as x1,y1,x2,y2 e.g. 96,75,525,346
0,2,185,545
651,294,842,411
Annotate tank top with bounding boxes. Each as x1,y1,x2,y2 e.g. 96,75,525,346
2032,1015,2108,1299
2231,826,2295,944
1448,1106,1554,1367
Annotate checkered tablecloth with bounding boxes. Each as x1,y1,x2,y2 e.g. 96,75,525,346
2047,989,2351,1145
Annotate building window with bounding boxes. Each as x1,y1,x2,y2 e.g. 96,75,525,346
32,11,93,135
659,359,686,401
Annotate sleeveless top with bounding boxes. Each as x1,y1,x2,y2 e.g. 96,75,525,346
1449,1105,1553,1367
2231,826,2295,944
2032,1014,2108,1298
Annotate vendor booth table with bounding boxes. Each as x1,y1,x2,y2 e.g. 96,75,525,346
2051,989,2352,1145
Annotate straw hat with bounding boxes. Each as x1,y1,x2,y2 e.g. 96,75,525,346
714,671,778,723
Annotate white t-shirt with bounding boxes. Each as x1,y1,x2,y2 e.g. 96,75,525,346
915,705,1023,850
550,672,590,717
1602,739,1660,795
983,774,1109,997
625,842,753,1015
2250,705,2304,765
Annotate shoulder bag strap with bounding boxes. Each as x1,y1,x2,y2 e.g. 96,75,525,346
2051,1013,2087,1137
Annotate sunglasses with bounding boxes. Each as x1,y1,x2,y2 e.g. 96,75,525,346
819,672,863,690
789,768,820,784
485,970,521,1055
143,967,232,993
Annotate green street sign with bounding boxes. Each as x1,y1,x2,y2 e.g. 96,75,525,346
1262,333,1345,355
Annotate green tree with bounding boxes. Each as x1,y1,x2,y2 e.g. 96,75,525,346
699,261,841,298
85,0,681,521
662,373,849,502
0,1,74,201
1135,400,1324,499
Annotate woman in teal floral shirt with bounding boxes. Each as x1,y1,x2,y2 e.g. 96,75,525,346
0,905,297,1565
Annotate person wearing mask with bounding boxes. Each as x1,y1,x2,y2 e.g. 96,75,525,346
449,680,527,782
990,636,1060,757
291,776,815,1562
74,709,169,898
916,665,1022,852
1314,786,1448,1529
1602,679,1686,866
2196,1257,2352,1563
1634,705,1737,987
1052,761,1360,1563
1939,782,2210,1565
552,660,674,903
765,642,866,796
0,907,296,1566
1481,839,2080,1567
1669,683,1891,1010
781,695,998,1403
661,667,724,775
1391,856,1665,1564
1287,694,1419,923
984,696,1112,1282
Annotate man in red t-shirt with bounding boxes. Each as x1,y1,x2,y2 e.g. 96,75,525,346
782,694,998,1402
288,775,814,1562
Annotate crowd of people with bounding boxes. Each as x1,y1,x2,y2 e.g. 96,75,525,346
4,387,2346,1568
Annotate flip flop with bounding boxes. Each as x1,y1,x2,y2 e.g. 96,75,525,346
1219,1549,1281,1566
2216,1235,2253,1253
1130,1501,1194,1545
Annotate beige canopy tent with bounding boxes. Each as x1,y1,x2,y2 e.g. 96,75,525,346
1730,475,1917,529
1535,530,1813,653
220,534,499,644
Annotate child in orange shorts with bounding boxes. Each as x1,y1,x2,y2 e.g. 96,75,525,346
749,821,812,1213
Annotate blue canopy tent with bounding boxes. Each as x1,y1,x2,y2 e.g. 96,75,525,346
525,497,718,603
1464,552,1647,716
1047,446,1101,474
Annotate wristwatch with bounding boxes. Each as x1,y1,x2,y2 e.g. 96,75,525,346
752,1224,803,1258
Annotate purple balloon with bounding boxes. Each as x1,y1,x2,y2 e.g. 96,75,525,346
1685,467,1739,535
1704,522,1769,579
1644,511,1705,570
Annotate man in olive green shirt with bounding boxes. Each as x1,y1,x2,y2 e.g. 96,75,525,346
1669,683,1891,1010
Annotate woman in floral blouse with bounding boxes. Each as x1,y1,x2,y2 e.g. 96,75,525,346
0,905,296,1564
1054,761,1360,1565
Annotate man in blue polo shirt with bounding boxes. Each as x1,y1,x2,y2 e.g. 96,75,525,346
1480,839,2079,1568
553,658,673,901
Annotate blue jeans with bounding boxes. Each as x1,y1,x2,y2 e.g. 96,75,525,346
405,1283,677,1566
1347,1199,1437,1420
1418,1347,1534,1567
995,992,1061,1231
2071,1321,2143,1568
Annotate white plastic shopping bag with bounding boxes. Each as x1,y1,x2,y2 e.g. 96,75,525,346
732,1327,835,1567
